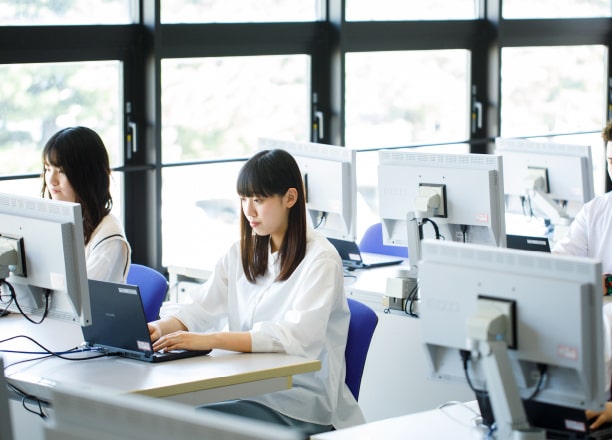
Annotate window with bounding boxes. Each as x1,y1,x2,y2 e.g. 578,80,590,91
162,162,243,269
500,45,607,138
345,0,478,21
503,0,611,19
160,0,320,23
161,55,311,162
0,60,124,214
345,50,471,148
0,61,123,174
0,0,135,25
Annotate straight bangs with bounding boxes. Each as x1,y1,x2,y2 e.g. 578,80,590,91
236,154,286,198
43,143,63,168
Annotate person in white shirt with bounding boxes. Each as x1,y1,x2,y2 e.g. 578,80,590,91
149,149,364,435
42,126,131,282
553,120,612,430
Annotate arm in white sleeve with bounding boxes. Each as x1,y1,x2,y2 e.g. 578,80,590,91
552,207,588,257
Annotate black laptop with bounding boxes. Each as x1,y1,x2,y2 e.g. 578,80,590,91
83,279,211,363
327,237,404,271
477,392,612,439
506,234,551,253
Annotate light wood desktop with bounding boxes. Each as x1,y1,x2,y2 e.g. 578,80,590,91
0,313,321,406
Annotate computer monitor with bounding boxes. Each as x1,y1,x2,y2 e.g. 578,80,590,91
377,149,507,275
495,137,595,226
258,138,357,241
419,239,606,439
0,192,91,326
45,384,306,440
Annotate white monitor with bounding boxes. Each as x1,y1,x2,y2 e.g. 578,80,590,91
44,384,306,440
0,192,91,326
377,149,506,273
419,239,605,438
495,137,595,224
259,138,357,241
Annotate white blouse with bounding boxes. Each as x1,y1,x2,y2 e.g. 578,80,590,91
161,227,364,429
85,214,131,283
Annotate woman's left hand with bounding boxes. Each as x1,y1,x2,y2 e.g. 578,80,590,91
152,330,210,352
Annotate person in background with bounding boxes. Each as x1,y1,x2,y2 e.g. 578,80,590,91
552,119,612,284
552,120,612,429
149,149,364,435
42,126,131,282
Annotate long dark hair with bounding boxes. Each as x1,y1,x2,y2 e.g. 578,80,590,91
41,126,112,244
237,149,307,283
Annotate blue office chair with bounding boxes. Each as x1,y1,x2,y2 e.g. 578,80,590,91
345,298,378,401
126,264,169,322
359,222,408,258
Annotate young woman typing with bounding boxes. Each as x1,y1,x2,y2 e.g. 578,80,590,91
149,149,364,435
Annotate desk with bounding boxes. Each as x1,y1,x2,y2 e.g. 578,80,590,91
312,401,486,440
0,314,320,406
168,263,476,422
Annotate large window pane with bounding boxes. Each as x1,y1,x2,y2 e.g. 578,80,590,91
161,0,319,23
503,0,611,18
161,55,310,161
0,61,124,219
500,45,606,138
162,163,243,269
0,61,124,176
346,0,478,21
0,0,135,25
345,50,470,148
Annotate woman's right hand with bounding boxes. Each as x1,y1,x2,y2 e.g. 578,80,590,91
586,402,612,430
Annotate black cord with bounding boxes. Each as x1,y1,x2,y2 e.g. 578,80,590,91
460,349,480,393
461,348,547,402
460,224,468,243
2,336,114,420
313,212,327,229
5,361,51,419
0,281,13,317
404,281,419,317
520,195,531,217
0,335,108,368
0,280,50,324
525,364,547,401
420,218,441,240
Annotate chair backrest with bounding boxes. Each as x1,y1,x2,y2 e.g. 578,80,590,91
344,298,378,401
358,222,408,258
126,264,169,322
